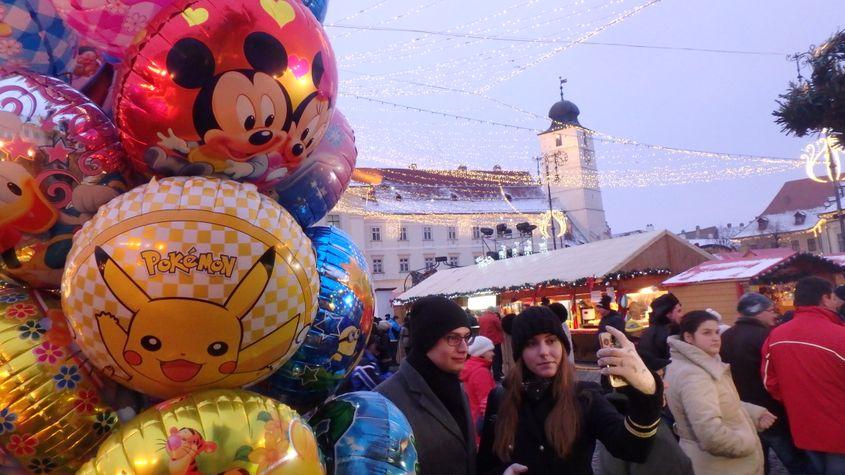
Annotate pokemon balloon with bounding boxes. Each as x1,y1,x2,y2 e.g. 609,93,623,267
0,0,78,77
0,286,118,473
61,176,320,398
115,0,338,190
269,109,357,228
77,389,325,475
252,226,373,412
0,68,130,289
309,392,418,475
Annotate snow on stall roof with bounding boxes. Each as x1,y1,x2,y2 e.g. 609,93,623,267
397,230,692,300
662,253,795,285
825,254,845,266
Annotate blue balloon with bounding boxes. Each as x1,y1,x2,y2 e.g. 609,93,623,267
309,392,419,475
0,0,78,78
251,226,374,412
302,0,329,23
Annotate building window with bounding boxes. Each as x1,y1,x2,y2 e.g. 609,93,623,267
839,234,845,253
371,227,381,241
791,240,800,252
808,238,818,252
399,257,410,273
423,226,433,241
327,214,340,227
555,134,562,147
398,227,407,241
371,257,383,274
472,226,481,239
447,226,457,241
448,255,459,267
424,256,435,269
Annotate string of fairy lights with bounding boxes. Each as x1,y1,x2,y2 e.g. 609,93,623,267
324,0,805,227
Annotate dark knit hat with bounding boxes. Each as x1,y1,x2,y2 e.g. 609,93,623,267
650,293,680,324
835,285,845,302
547,302,569,323
598,294,613,310
511,306,571,357
737,292,774,317
408,296,471,353
501,314,515,335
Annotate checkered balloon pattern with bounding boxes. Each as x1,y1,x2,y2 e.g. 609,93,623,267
61,176,320,398
0,0,78,77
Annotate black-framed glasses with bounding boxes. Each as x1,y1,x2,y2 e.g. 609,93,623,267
444,332,475,347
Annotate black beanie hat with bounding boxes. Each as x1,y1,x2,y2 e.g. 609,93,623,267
511,306,571,357
408,296,471,353
650,293,680,324
547,302,569,323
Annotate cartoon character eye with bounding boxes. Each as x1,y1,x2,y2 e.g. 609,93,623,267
236,95,256,131
207,341,228,356
141,335,162,351
7,182,21,196
261,95,275,127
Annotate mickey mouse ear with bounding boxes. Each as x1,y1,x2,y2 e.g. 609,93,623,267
244,32,288,76
167,38,216,89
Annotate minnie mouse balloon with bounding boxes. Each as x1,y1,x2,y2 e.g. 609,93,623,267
115,0,338,191
270,109,356,227
0,68,130,289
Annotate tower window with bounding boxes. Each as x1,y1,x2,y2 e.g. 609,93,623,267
555,134,562,147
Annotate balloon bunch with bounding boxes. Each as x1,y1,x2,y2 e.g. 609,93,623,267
0,0,417,473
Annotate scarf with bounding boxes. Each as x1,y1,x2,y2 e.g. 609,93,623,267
407,350,470,442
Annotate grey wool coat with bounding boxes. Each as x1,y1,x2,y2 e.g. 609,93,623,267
375,360,476,475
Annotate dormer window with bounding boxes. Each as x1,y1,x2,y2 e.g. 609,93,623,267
450,193,459,201
395,193,402,201
794,211,806,226
757,216,769,231
504,193,513,202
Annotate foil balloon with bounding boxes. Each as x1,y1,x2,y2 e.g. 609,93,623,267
269,109,357,228
51,0,174,62
252,225,373,412
0,0,78,77
302,0,328,23
78,389,325,474
115,0,338,191
309,392,418,475
0,68,130,289
0,286,119,473
61,176,320,399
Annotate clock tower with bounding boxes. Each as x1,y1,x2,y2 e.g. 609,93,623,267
537,83,610,242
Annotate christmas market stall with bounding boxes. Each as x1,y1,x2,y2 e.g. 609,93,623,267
662,249,845,324
395,230,712,361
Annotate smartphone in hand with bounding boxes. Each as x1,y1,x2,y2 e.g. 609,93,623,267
599,332,629,388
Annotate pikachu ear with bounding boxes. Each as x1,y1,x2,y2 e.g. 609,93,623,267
95,246,151,313
225,247,275,319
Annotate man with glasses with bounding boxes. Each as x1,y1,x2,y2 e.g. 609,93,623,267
376,295,477,475
721,293,811,474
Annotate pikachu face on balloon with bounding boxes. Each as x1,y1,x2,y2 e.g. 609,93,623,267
94,246,302,394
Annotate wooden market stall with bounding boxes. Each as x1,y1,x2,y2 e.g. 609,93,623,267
395,230,712,362
662,249,845,324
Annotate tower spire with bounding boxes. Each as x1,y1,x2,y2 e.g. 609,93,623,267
559,76,567,100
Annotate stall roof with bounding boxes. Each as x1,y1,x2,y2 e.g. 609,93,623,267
396,230,712,301
664,251,845,286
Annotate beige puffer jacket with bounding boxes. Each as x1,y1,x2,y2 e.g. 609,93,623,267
665,336,765,475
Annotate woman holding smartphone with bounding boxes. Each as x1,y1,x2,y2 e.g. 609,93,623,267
477,306,663,475
665,311,775,475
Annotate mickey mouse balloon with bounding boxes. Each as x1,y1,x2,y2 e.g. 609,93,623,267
115,0,338,191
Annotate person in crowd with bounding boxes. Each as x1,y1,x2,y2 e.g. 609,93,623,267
477,306,663,475
598,349,694,475
386,313,402,359
466,307,480,328
346,334,392,392
395,319,410,364
375,296,476,474
705,308,731,334
547,302,575,364
639,292,683,363
500,312,515,377
763,277,845,475
721,293,811,475
479,306,505,381
666,310,775,475
596,294,626,335
460,335,496,443
374,317,396,370
834,285,845,322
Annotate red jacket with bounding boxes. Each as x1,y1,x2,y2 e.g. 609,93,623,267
478,312,504,345
762,306,845,453
460,356,495,425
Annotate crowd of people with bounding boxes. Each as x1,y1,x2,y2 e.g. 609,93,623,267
340,275,845,475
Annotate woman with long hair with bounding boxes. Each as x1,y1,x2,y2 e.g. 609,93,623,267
477,306,663,475
665,311,775,475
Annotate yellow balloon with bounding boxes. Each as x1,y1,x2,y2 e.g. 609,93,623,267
61,177,320,398
78,389,325,475
0,285,118,473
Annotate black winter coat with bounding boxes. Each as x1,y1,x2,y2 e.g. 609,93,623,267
477,381,662,475
637,322,675,363
720,317,784,417
598,311,627,336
